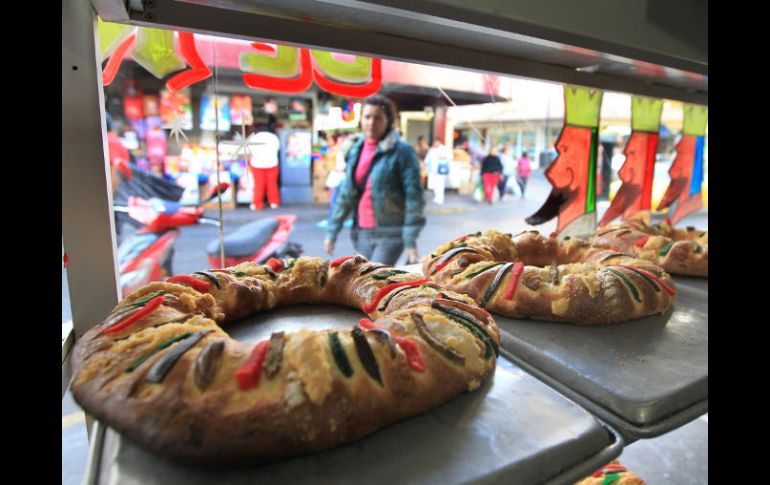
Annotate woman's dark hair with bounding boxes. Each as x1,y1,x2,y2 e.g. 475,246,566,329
361,94,396,128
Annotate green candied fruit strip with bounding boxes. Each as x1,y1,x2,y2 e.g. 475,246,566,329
601,473,622,485
465,262,505,279
443,313,494,360
607,268,641,303
371,270,408,280
658,241,675,256
125,333,193,373
329,332,353,377
117,291,166,311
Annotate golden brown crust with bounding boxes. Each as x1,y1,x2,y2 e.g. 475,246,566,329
590,222,707,277
71,256,499,465
423,230,676,325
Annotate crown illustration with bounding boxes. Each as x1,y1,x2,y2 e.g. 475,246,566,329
631,96,663,132
683,104,708,136
564,85,603,128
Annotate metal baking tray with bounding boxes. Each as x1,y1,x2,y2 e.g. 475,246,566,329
671,275,708,295
84,304,624,485
494,283,708,441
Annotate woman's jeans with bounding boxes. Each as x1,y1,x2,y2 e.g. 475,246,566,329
354,228,404,266
327,187,340,221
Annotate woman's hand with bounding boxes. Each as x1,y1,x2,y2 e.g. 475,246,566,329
405,248,420,264
324,239,335,256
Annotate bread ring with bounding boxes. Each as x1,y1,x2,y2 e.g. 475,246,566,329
590,221,707,277
71,256,499,465
423,230,676,325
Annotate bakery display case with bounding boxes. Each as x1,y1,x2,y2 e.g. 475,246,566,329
64,0,707,483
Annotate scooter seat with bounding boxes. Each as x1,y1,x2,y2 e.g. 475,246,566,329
206,218,279,258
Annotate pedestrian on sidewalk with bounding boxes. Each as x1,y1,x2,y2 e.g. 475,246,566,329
516,151,532,199
498,144,516,200
248,115,281,210
425,139,452,204
481,146,503,204
324,95,426,266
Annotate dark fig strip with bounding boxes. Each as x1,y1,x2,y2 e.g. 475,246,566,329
435,295,492,325
194,271,221,289
600,252,631,263
145,330,213,384
351,326,383,385
366,329,397,359
262,332,286,379
359,263,389,276
431,246,478,274
432,302,498,357
480,262,513,307
316,261,330,287
551,263,560,285
126,333,193,373
412,313,465,365
193,339,226,390
377,285,415,312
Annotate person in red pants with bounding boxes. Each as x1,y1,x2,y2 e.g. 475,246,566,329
248,117,281,210
480,146,503,204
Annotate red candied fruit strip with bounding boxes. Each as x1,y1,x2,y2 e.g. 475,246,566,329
503,262,525,300
433,259,453,273
330,255,355,268
362,278,428,314
102,295,165,335
166,275,211,293
616,265,676,296
391,335,426,372
265,258,284,272
634,235,650,247
359,318,377,330
235,340,270,390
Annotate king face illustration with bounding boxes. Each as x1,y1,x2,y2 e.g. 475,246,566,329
526,86,602,237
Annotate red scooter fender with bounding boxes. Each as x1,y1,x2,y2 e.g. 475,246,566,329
119,229,179,296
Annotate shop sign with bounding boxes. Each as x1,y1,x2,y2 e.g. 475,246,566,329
525,85,603,238
599,96,663,226
99,20,382,98
656,104,708,223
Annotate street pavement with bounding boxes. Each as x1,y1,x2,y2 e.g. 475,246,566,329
62,169,708,484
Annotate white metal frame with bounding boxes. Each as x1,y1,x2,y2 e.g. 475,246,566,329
62,0,122,396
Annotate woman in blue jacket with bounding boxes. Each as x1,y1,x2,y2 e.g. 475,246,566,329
324,95,426,266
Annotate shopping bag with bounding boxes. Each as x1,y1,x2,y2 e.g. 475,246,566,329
472,179,484,202
507,175,522,197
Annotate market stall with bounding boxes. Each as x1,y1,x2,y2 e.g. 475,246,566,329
63,0,707,483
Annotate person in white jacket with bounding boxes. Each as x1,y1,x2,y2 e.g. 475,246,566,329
424,139,452,204
248,116,281,210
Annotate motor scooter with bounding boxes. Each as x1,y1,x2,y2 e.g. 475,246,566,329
114,183,228,296
205,214,303,268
